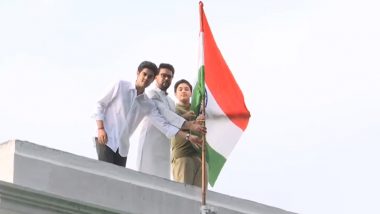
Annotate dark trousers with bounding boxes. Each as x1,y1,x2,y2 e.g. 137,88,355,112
95,139,127,167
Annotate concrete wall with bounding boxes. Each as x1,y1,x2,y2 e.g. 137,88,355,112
0,140,295,214
0,180,128,214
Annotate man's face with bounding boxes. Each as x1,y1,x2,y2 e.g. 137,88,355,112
175,83,192,103
136,68,155,89
155,68,173,92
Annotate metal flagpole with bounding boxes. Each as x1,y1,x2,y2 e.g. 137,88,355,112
201,98,210,214
201,99,206,207
199,2,215,213
199,1,207,208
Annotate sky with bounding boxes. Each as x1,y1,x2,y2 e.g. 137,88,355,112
1,0,380,213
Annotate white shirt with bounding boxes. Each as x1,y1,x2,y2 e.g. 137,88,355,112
93,80,184,157
136,85,177,179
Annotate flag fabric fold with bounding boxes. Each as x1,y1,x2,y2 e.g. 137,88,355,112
191,2,251,186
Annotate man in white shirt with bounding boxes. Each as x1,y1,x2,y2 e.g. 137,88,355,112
93,61,205,167
136,63,190,179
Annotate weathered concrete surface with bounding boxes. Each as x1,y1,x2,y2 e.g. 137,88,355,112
0,140,296,214
0,180,128,214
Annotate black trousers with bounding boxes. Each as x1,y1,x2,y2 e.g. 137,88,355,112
95,139,127,167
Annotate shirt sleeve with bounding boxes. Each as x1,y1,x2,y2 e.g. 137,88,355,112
150,94,186,129
92,81,120,120
148,106,182,138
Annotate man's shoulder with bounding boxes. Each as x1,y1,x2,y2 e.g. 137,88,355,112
115,80,135,91
117,80,132,86
146,88,161,99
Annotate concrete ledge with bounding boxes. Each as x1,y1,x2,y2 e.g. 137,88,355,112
0,180,128,214
0,140,295,214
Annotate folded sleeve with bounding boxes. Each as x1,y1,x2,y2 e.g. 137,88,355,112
92,81,120,120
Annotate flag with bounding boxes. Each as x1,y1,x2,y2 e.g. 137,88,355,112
191,2,251,187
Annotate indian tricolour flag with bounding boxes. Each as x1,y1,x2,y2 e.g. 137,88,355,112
191,2,251,187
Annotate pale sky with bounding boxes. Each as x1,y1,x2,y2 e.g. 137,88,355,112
1,1,380,213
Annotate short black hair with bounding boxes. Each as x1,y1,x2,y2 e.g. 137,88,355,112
138,61,158,76
158,63,175,75
174,79,192,93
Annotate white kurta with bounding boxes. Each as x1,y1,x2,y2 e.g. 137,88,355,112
136,86,176,179
92,80,183,157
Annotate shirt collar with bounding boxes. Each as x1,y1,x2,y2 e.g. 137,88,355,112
153,84,168,96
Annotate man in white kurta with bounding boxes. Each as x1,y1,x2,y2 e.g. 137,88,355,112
136,63,177,179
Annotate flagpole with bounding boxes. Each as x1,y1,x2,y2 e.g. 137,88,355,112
199,0,207,208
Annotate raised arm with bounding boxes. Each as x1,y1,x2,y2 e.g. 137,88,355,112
147,101,205,145
148,92,206,133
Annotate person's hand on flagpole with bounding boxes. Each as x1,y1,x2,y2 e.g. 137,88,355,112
188,121,207,134
196,114,205,123
182,110,196,120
